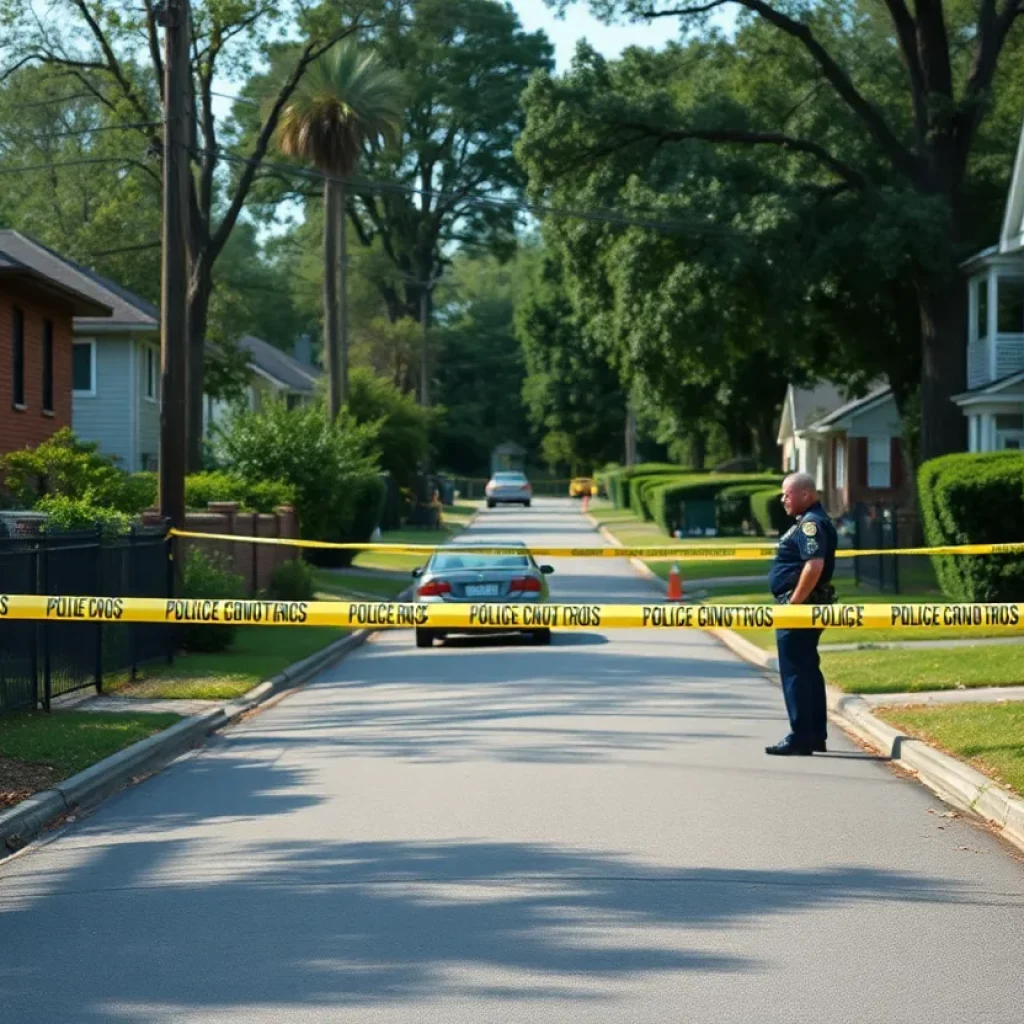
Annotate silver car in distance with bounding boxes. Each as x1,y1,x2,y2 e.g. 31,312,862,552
485,471,532,508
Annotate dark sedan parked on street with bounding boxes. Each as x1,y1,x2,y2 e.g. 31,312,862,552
411,540,554,647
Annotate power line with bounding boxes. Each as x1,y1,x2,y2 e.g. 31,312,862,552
0,154,149,176
1,121,161,145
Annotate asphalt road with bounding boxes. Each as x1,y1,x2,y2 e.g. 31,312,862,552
1,500,1022,1023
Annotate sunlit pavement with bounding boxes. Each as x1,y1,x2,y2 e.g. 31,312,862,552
1,499,1022,1023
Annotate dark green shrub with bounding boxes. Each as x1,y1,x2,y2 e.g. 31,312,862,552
216,400,383,567
119,472,158,513
649,474,782,536
750,488,791,536
179,548,246,653
715,483,778,535
36,495,131,538
918,452,1024,601
184,471,294,513
268,557,317,601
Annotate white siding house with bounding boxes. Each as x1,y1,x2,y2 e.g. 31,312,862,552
954,112,1024,448
0,231,161,470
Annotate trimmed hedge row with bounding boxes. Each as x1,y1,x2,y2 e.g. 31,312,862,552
918,451,1024,602
649,474,782,536
598,463,682,513
750,488,791,536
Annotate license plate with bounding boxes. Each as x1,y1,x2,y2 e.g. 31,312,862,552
465,584,499,597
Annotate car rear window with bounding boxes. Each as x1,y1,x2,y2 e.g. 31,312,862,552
430,552,530,571
494,473,526,482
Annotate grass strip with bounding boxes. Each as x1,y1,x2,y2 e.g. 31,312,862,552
877,702,1024,797
106,626,346,700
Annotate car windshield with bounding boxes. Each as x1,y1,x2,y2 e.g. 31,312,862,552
430,552,531,571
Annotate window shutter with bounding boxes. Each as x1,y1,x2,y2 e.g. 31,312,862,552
854,437,868,486
891,438,903,488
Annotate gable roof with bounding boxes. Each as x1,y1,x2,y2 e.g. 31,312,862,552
0,249,112,317
788,382,847,431
0,230,158,332
953,368,1024,405
239,334,319,393
807,384,893,430
1001,111,1024,255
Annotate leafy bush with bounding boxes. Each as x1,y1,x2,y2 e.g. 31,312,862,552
598,463,682,511
750,488,791,536
179,548,246,653
36,495,131,538
2,429,123,507
184,471,294,513
918,452,1024,601
216,399,383,567
347,368,438,487
649,474,782,536
120,472,158,513
268,557,317,602
715,483,779,536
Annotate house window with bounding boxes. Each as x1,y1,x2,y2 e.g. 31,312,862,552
12,306,25,406
997,279,1024,333
145,345,157,401
42,320,54,413
141,453,158,471
995,413,1024,450
286,392,301,411
73,341,95,395
977,278,989,340
867,437,891,488
834,439,846,489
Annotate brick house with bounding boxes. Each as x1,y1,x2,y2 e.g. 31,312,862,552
777,381,913,518
0,249,112,455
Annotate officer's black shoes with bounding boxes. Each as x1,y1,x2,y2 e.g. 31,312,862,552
765,737,822,756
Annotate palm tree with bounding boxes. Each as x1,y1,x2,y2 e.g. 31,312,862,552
276,42,404,419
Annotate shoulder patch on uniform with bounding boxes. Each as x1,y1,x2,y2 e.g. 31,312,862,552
801,521,818,536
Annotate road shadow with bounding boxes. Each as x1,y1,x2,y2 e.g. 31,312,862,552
0,835,971,1022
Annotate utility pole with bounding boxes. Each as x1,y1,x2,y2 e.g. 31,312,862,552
158,0,189,536
625,404,638,468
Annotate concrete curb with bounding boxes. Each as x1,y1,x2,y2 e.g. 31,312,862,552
0,512,477,855
1,624,378,855
589,508,1024,856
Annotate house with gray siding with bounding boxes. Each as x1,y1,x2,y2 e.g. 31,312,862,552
0,231,160,470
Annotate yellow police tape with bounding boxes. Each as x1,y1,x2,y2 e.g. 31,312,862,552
2,595,1022,631
168,528,1024,562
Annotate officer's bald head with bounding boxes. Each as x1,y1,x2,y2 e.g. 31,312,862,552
782,473,818,517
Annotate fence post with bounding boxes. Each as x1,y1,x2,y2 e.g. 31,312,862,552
165,526,175,665
128,528,139,681
95,527,104,693
892,505,901,595
42,544,52,712
853,507,861,588
32,541,41,710
251,514,259,595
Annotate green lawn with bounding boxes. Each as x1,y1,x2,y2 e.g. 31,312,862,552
822,646,1024,694
352,502,479,573
106,626,347,701
878,703,1024,796
315,569,409,601
1,710,182,779
592,507,775,581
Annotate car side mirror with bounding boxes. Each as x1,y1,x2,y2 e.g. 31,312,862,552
540,565,555,575
411,566,425,578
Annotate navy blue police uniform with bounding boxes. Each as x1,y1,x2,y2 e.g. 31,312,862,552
767,501,837,755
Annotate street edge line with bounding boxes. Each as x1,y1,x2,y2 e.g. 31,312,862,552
588,510,1024,855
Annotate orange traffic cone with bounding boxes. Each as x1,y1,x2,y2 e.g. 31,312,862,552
667,563,683,601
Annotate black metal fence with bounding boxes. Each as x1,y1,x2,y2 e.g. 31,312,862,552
0,526,173,713
851,503,928,594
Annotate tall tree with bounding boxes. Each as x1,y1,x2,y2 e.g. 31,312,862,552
275,41,404,418
238,0,553,365
552,0,1024,461
0,0,369,468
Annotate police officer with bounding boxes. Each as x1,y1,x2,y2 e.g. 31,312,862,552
765,472,837,756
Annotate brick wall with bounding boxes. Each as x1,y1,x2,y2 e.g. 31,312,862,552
0,290,73,453
144,503,300,595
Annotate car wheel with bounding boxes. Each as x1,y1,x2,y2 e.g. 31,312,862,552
532,628,551,645
524,500,531,507
415,628,435,649
487,500,496,509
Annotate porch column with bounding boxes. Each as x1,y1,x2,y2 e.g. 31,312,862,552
988,272,999,381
